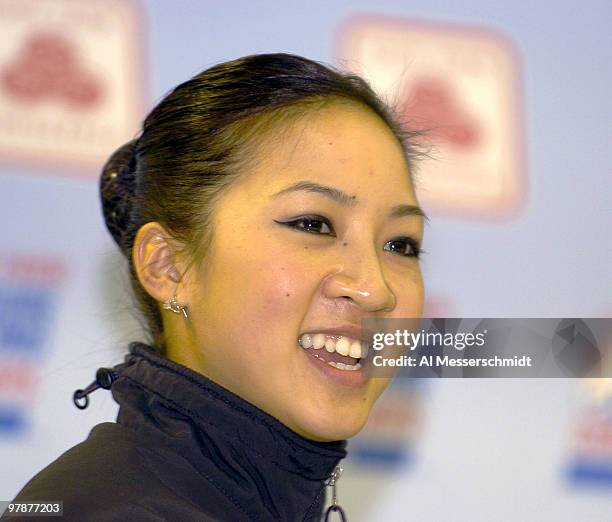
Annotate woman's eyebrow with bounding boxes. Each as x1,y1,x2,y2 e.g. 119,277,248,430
272,180,428,221
389,204,429,222
272,181,356,206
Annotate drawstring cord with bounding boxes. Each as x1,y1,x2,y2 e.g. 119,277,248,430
73,364,126,409
324,465,347,522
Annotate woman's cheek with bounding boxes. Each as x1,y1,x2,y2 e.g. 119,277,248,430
255,258,311,315
391,268,425,317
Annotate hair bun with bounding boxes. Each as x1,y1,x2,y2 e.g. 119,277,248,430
100,139,139,252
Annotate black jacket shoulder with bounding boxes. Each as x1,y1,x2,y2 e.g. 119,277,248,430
6,422,228,522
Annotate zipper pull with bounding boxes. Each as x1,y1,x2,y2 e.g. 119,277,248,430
324,465,347,522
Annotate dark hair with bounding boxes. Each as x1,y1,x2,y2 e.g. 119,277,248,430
100,53,422,352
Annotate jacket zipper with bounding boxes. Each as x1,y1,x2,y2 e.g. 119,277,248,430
303,465,347,522
323,465,347,521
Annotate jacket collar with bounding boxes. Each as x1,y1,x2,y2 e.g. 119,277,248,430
110,342,347,521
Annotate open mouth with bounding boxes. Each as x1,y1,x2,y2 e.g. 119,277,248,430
298,333,369,371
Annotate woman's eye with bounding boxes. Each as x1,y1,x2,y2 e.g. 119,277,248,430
275,216,335,235
383,237,422,258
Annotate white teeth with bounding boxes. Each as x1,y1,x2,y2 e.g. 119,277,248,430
328,361,362,371
298,333,368,360
349,341,361,359
300,334,313,348
335,337,350,356
312,334,326,350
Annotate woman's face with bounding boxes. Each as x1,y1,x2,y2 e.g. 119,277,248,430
178,104,425,441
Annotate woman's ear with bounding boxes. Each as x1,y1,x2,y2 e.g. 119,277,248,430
132,222,187,304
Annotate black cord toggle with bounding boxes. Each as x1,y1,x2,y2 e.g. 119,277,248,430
73,367,120,410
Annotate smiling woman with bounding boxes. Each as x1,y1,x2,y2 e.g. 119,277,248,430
6,54,426,522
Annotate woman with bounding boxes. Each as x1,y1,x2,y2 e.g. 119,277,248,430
6,53,425,521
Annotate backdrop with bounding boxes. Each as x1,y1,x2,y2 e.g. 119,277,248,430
0,1,611,521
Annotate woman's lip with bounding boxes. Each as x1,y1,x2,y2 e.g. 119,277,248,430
300,345,369,387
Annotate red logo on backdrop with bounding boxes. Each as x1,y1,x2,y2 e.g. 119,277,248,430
403,77,481,149
0,0,145,174
1,32,104,110
336,15,525,219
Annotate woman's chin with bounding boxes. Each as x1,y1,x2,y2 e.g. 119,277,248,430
286,409,370,442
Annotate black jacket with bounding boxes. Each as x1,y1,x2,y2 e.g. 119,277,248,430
5,343,347,521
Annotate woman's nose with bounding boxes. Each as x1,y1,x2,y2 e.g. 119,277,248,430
323,252,396,313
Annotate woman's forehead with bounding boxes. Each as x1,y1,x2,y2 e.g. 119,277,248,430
245,104,414,198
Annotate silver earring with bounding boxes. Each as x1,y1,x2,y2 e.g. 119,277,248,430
163,293,189,318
